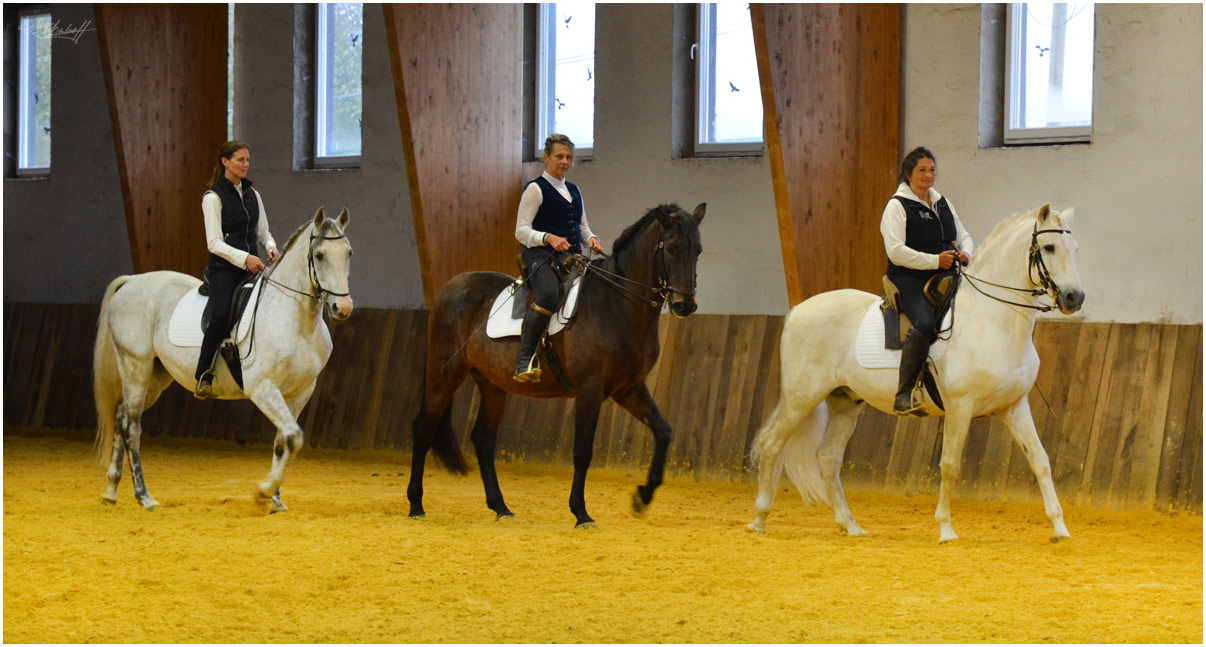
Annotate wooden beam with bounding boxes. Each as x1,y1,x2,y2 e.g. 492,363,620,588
383,4,524,306
95,4,227,275
752,4,900,305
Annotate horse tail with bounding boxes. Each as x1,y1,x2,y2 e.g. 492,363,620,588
750,399,830,506
93,275,131,466
413,382,468,474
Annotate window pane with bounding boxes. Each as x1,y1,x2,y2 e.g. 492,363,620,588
1008,3,1094,136
18,14,52,170
698,3,762,147
317,3,363,159
538,3,595,151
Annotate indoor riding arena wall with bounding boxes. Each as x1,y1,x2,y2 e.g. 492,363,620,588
5,302,1200,514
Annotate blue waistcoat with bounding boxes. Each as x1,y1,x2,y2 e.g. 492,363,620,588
529,176,584,254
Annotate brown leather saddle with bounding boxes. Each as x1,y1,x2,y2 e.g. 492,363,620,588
511,253,584,319
879,272,959,350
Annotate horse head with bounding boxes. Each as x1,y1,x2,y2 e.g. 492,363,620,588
1030,204,1084,315
309,207,355,321
653,203,706,318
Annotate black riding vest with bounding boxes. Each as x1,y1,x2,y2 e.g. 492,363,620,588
206,176,260,272
886,194,958,279
529,176,584,254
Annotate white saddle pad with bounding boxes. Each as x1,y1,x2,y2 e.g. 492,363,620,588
485,275,583,339
167,279,263,348
854,301,951,369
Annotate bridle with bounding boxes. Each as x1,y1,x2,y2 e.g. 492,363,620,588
958,222,1072,312
262,228,351,323
574,225,698,311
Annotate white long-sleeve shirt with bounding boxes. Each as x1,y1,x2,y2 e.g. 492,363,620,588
203,184,277,268
514,171,598,249
880,182,974,270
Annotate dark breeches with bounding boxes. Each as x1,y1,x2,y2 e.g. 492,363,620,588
196,266,246,379
521,245,561,312
892,272,939,344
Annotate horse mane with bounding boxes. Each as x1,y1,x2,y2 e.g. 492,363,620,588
276,214,343,261
611,203,682,256
972,205,1062,262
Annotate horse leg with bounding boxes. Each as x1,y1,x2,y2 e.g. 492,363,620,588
569,391,604,528
248,384,304,507
260,386,318,514
101,412,126,505
748,400,812,533
997,398,1070,542
468,375,513,519
407,375,462,519
934,404,973,543
611,383,671,517
113,355,160,510
819,394,867,537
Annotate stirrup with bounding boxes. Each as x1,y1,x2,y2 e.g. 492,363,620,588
893,385,922,414
194,371,216,400
513,354,542,383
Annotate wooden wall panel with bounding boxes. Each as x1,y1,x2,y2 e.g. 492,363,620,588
95,4,227,275
4,303,1200,513
383,4,523,306
752,4,900,306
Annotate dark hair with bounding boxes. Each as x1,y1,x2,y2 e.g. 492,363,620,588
899,146,936,184
210,140,250,186
542,133,574,157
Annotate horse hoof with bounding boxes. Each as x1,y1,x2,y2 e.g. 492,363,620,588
938,536,958,545
142,501,160,512
1050,534,1070,544
575,521,598,530
409,513,427,520
101,497,117,506
269,500,289,514
746,522,766,534
631,491,648,518
495,513,516,522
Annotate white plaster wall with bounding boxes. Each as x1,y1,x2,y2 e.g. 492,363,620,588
903,3,1202,324
525,4,789,316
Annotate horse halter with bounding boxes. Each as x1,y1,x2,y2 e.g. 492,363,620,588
959,222,1072,312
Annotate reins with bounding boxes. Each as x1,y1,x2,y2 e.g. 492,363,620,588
956,223,1072,313
572,227,697,310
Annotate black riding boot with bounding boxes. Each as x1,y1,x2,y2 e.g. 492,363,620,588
514,306,552,382
893,328,931,414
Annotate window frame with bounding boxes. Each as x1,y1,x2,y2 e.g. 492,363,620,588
16,9,51,176
1003,2,1094,145
314,2,362,168
694,2,763,157
534,2,594,160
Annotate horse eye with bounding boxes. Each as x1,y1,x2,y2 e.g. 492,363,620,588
316,251,325,261
1043,244,1056,253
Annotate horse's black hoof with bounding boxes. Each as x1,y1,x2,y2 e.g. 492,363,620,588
631,490,648,518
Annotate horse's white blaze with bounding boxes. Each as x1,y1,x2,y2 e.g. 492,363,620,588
750,206,1082,542
93,212,353,509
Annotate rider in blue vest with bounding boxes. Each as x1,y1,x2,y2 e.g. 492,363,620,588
512,134,605,382
880,146,974,414
194,140,278,399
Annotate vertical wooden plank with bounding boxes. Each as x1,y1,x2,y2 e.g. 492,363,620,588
752,3,900,305
1156,326,1201,509
95,4,226,275
384,4,523,306
1175,335,1203,512
1077,324,1124,506
1104,325,1155,506
360,310,398,450
1124,325,1181,508
1053,322,1112,503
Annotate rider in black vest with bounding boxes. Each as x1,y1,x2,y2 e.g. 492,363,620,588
881,147,974,414
512,134,604,382
194,141,278,399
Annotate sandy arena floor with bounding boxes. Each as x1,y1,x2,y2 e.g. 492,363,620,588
3,429,1201,643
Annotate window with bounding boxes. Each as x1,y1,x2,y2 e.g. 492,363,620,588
316,3,362,165
536,2,594,157
17,11,51,174
695,3,762,155
1005,3,1094,144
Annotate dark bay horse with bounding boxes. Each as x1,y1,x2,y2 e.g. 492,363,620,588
408,203,705,527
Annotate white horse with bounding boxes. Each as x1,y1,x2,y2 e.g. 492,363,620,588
93,207,354,512
749,204,1084,542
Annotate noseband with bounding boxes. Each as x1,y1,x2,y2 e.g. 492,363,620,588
653,229,698,301
959,222,1072,312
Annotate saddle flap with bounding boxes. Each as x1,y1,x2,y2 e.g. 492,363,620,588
880,276,910,349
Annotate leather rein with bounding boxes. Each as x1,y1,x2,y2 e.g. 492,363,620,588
570,228,697,310
957,223,1072,313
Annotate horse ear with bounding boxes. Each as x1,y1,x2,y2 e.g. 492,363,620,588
1036,204,1051,223
691,202,706,225
1059,207,1075,228
313,206,327,228
655,205,675,229
337,207,350,229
